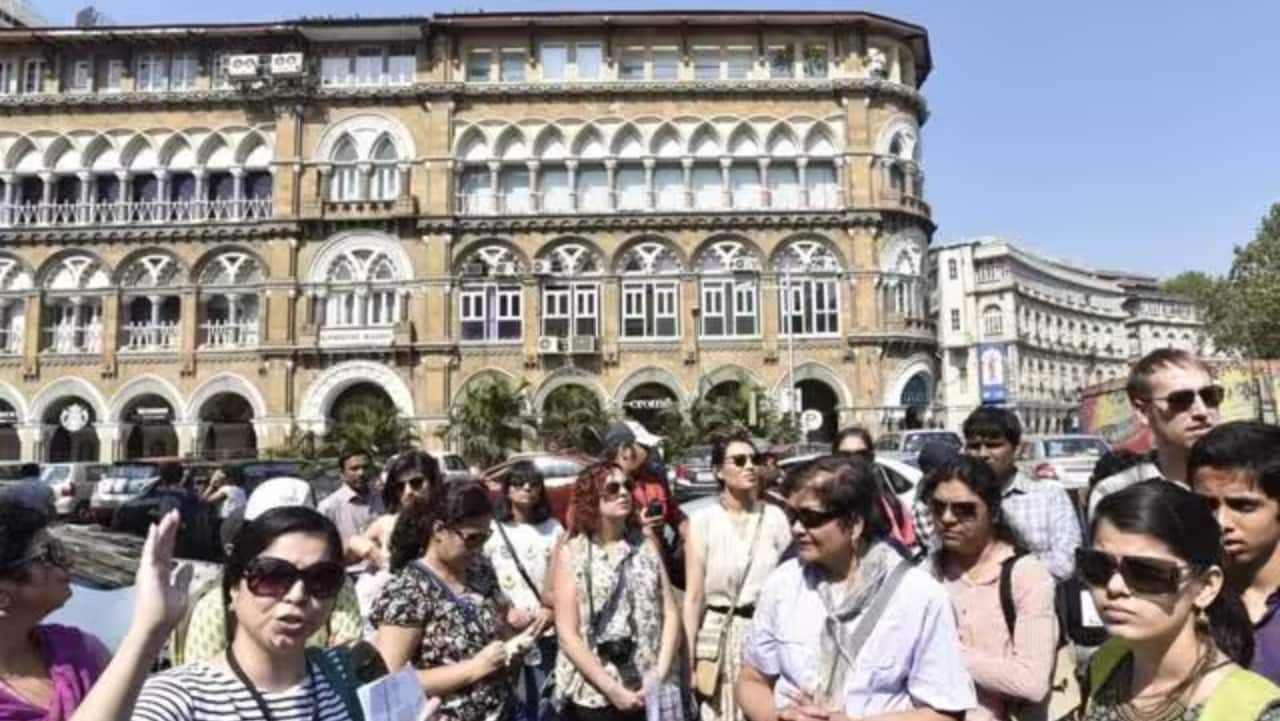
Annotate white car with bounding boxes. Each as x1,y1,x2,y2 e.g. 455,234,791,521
1017,434,1109,489
41,463,107,521
431,452,479,484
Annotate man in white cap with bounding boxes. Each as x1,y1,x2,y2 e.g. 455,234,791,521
602,420,688,585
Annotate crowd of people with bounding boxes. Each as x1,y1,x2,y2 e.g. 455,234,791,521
5,347,1280,720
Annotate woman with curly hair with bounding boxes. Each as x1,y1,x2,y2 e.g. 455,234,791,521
550,462,680,721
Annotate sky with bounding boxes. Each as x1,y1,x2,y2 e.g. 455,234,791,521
30,0,1280,278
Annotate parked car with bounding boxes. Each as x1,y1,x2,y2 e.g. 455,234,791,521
669,437,776,500
0,461,41,485
89,460,169,526
482,452,595,526
873,430,964,464
41,462,106,522
432,452,479,484
1017,434,1110,489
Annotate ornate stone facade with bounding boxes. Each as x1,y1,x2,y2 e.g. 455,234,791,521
0,11,937,462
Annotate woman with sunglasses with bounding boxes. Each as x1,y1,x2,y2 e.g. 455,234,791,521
1080,481,1280,720
920,456,1057,721
551,462,680,721
483,460,564,721
375,481,543,721
737,455,975,721
0,499,109,721
683,435,791,721
132,505,365,721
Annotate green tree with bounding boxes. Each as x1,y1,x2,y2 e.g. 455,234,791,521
540,386,609,455
1209,203,1280,358
322,398,419,464
1161,270,1218,306
659,377,799,460
440,376,535,468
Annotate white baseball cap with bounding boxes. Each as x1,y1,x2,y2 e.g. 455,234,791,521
244,477,315,521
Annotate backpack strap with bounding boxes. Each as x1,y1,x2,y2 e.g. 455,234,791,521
999,552,1027,637
1200,669,1280,721
309,646,367,721
1083,637,1131,710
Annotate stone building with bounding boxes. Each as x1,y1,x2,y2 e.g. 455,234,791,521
0,10,937,462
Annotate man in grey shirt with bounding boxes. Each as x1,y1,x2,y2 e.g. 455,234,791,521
318,451,385,567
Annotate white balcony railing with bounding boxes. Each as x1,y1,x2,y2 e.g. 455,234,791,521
455,187,847,216
318,325,396,348
44,324,103,354
0,198,273,228
121,322,180,352
200,320,259,349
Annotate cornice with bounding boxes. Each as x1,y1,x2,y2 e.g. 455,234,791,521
0,221,298,244
433,210,883,235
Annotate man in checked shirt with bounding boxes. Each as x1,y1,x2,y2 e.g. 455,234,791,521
914,406,1083,581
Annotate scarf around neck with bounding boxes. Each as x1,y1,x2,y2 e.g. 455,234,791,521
810,540,904,700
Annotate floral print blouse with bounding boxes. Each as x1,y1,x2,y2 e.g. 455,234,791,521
372,556,512,721
552,533,666,710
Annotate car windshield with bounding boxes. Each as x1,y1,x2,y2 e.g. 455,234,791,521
678,447,712,466
902,433,961,454
41,466,70,483
442,456,467,471
1043,438,1109,458
105,464,158,481
0,464,38,481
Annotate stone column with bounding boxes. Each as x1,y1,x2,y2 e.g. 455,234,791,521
95,423,119,464
564,160,578,211
230,168,245,219
642,158,655,210
604,159,617,211
38,172,53,224
757,158,771,208
357,162,373,201
316,164,332,204
487,161,501,213
179,290,197,374
397,162,412,200
21,292,39,378
719,157,732,209
681,157,694,209
796,158,809,208
525,161,540,212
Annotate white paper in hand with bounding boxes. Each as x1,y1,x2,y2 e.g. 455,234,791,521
358,665,430,721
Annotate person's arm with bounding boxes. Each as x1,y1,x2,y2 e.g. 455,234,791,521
200,486,226,505
551,537,643,711
375,624,507,696
70,511,192,721
961,562,1057,703
737,663,783,721
1043,488,1083,582
655,547,680,683
681,520,707,671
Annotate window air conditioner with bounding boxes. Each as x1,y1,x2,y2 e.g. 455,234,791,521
532,259,553,275
269,53,305,77
492,262,518,277
537,336,561,354
226,55,262,79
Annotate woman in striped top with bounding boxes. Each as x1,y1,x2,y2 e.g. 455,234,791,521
132,506,363,721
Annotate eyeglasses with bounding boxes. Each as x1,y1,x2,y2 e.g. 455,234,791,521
450,527,491,549
602,480,633,499
1076,548,1197,596
927,499,980,523
785,506,843,530
243,557,346,600
726,454,762,469
399,475,426,491
1,538,72,574
509,479,544,491
1147,384,1225,414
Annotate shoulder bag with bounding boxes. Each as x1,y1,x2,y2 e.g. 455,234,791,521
693,508,765,699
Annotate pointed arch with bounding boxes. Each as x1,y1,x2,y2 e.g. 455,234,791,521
120,134,158,171
726,124,760,157
494,126,529,161
116,248,189,288
307,230,414,284
159,134,196,170
456,126,490,162
765,125,800,157
83,134,119,172
43,136,76,172
804,124,837,156
611,124,645,158
0,253,34,292
108,374,186,424
39,250,112,291
198,133,234,168
372,134,398,162
533,126,567,160
650,124,683,158
331,135,358,163
314,113,412,162
184,372,268,424
193,245,268,286
875,113,920,160
237,131,272,167
689,123,721,158
6,137,39,173
572,125,606,159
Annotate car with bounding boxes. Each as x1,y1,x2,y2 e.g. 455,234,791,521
89,460,171,526
482,452,595,526
40,462,107,521
872,430,964,463
432,452,479,484
1017,434,1110,489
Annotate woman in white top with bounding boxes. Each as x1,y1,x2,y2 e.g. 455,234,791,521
684,434,792,721
483,460,564,721
201,468,247,549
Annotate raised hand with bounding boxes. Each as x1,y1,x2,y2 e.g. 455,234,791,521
131,510,193,639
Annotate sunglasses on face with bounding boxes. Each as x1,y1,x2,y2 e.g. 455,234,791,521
243,557,346,600
927,499,981,523
726,454,763,469
451,527,491,549
785,506,843,530
400,475,426,491
509,479,544,491
602,480,633,499
1076,548,1197,596
2,538,73,574
1148,384,1225,414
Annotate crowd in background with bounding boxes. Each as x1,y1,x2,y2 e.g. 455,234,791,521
4,347,1280,720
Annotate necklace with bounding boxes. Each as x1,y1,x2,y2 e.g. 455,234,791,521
1115,642,1215,721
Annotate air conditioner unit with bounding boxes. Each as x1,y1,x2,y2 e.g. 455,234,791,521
269,53,305,77
531,259,553,276
492,262,518,277
730,257,759,273
537,336,561,354
226,54,262,79
462,262,487,278
570,336,597,353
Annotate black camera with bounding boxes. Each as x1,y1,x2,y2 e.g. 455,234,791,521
597,639,641,689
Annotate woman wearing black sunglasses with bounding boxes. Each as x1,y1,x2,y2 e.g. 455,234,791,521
683,434,791,721
1081,481,1280,720
374,481,544,721
133,506,370,721
920,457,1057,721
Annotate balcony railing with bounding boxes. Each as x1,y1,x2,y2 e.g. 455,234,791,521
200,320,258,349
0,329,21,355
121,322,180,352
44,325,103,354
456,187,845,216
318,325,396,348
0,198,273,228
877,191,932,216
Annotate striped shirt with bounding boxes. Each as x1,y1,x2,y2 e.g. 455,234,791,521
132,652,354,721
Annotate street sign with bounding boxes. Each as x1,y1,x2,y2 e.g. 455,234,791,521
801,409,824,432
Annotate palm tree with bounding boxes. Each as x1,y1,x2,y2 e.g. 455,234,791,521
540,386,608,455
323,398,419,464
440,376,535,469
661,376,800,460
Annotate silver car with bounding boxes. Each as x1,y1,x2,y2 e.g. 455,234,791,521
90,462,162,526
1017,434,1109,489
432,452,479,484
41,462,107,521
872,430,964,463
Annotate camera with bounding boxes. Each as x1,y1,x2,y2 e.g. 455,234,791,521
646,499,664,520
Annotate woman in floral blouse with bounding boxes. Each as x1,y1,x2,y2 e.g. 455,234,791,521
373,481,546,721
550,462,680,721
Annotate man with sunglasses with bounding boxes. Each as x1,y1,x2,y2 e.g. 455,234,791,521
914,406,1082,581
1189,421,1280,683
1087,348,1223,519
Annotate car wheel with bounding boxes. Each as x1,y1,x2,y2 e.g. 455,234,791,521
74,502,92,525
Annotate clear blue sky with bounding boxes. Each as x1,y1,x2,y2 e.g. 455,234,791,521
35,0,1280,278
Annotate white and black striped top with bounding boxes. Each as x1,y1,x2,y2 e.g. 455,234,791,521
132,653,355,721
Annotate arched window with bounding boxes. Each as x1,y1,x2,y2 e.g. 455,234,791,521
0,257,31,355
537,242,602,341
198,251,264,349
371,136,400,200
322,250,402,328
41,254,109,354
330,137,360,201
458,244,523,342
982,305,1004,337
775,239,840,337
118,253,186,353
618,240,682,339
697,239,760,337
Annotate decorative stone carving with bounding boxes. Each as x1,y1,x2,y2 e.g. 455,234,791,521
865,48,888,79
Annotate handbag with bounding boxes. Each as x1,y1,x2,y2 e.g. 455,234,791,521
692,508,765,699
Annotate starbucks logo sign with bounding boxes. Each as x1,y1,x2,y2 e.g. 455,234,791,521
59,403,89,433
